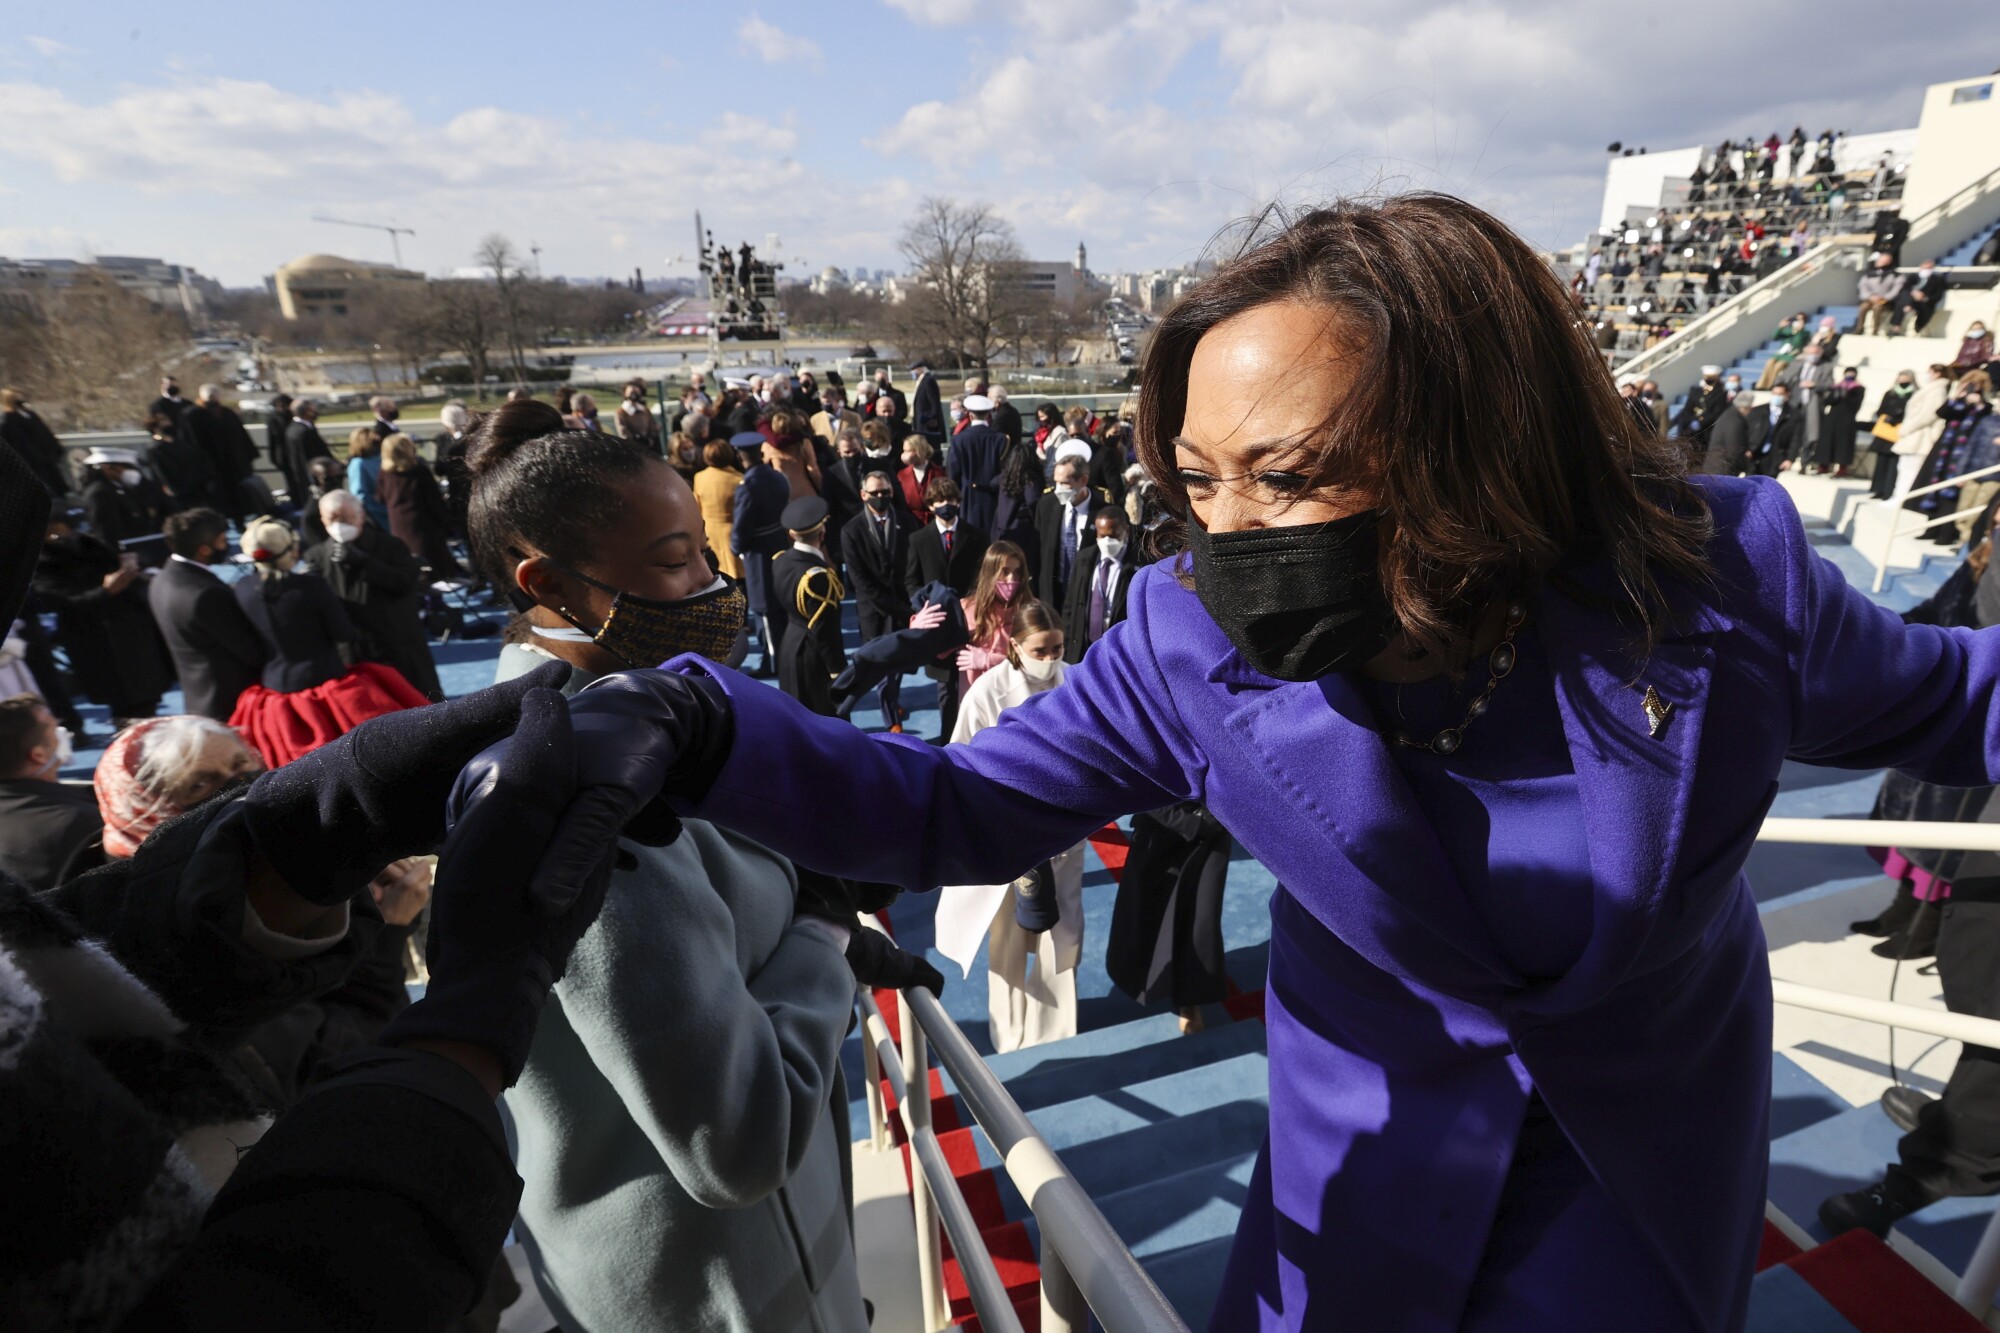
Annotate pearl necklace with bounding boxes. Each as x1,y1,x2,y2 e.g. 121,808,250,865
1387,600,1529,756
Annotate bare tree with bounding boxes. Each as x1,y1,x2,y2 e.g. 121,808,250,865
429,279,496,388
0,272,186,429
476,234,532,380
889,198,1032,372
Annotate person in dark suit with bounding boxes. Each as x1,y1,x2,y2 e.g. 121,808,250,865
820,431,867,567
1033,451,1107,611
729,431,792,674
146,376,190,425
903,476,988,741
277,399,333,506
187,386,260,521
148,508,267,720
770,498,846,716
1063,507,1139,664
369,396,401,442
946,395,1009,533
267,393,294,465
0,388,70,499
232,517,354,693
1898,260,1949,336
0,696,104,891
1671,366,1730,465
302,490,443,701
377,433,464,577
909,361,945,445
842,470,920,727
79,448,169,548
32,509,174,729
873,367,908,423
1749,385,1800,478
991,387,1024,449
145,411,218,514
1699,393,1758,476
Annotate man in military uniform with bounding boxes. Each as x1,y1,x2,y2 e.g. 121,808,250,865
771,496,847,717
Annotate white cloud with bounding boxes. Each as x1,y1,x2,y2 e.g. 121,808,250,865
24,35,75,59
879,0,983,25
736,15,823,68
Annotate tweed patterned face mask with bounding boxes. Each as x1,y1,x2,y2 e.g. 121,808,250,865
533,570,746,668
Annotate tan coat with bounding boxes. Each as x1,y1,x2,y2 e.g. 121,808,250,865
692,466,744,579
1895,378,1951,459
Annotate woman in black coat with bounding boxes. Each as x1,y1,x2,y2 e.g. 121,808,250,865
375,433,465,577
1816,368,1868,474
231,518,354,693
30,514,174,725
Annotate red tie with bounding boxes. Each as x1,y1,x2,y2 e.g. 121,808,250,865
943,526,953,557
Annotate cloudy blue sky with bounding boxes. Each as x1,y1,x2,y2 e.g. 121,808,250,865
0,0,1987,286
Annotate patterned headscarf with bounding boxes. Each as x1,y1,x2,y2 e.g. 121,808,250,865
94,716,251,858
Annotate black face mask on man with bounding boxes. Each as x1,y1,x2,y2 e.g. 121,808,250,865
1187,510,1396,682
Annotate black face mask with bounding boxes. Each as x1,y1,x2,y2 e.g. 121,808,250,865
864,492,893,511
933,503,960,524
1187,511,1396,682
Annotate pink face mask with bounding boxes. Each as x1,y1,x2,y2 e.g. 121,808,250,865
994,578,1020,602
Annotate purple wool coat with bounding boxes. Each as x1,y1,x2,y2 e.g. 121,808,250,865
664,476,2000,1331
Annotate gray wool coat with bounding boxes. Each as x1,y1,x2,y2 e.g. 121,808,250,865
498,646,867,1333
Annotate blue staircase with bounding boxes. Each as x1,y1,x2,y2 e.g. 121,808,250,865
1939,218,2000,268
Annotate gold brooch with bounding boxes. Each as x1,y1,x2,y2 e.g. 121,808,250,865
1641,685,1676,740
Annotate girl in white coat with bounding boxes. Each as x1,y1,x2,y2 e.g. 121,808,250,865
935,600,1087,1052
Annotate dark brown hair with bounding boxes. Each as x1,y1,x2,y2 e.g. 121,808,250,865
1134,193,1712,663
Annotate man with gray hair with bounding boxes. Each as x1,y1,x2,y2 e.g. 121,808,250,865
436,400,476,542
304,489,441,700
990,384,1023,448
277,397,331,506
1700,391,1761,476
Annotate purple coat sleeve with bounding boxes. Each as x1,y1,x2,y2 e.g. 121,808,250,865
1758,477,2000,781
672,567,1201,889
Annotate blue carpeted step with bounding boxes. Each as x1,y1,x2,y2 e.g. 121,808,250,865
1024,1151,1260,1262
1767,1098,2000,1310
990,1099,1271,1223
979,1051,1269,1161
1940,219,2000,268
1137,1235,1237,1328
974,1015,1268,1113
1747,1264,1867,1332
1771,1051,1852,1140
1768,1102,1903,1244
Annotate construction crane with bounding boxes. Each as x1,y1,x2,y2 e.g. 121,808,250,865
310,214,415,268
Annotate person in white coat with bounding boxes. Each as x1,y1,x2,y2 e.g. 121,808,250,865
1892,363,1954,504
934,599,1086,1052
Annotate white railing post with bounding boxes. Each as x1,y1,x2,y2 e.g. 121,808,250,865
902,998,949,1332
861,1013,889,1152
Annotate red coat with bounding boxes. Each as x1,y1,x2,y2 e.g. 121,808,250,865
896,464,934,522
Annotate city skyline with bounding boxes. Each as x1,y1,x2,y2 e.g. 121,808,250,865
0,0,1986,288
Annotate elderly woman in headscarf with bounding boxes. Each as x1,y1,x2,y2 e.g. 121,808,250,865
93,714,265,859
226,517,429,767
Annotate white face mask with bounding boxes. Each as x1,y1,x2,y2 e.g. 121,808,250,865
37,725,74,775
118,468,143,488
1054,484,1081,506
949,406,965,422
329,521,362,544
1018,655,1061,683
1098,536,1126,562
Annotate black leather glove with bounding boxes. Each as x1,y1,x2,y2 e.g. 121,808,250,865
381,688,617,1085
239,660,569,905
558,668,736,845
844,928,945,997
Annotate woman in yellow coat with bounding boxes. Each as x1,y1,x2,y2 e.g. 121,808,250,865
691,439,744,579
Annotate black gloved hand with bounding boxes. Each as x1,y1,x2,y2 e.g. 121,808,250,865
558,668,736,845
844,928,945,997
381,688,618,1085
240,660,570,905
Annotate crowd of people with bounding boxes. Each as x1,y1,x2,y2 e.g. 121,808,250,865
10,182,2000,1333
1574,130,1909,363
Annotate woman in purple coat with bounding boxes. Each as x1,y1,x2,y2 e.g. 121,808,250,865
469,195,2000,1331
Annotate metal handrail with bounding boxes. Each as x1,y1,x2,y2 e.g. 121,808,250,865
1758,816,2000,852
1865,460,2000,592
857,987,1022,1333
899,984,1192,1333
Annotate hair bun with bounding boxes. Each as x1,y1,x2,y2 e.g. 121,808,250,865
465,399,567,478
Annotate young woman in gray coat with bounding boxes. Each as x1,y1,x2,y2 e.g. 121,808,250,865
464,401,939,1332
